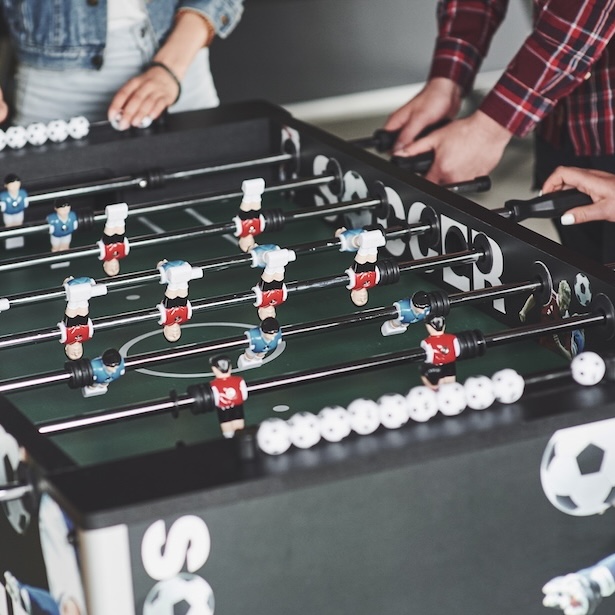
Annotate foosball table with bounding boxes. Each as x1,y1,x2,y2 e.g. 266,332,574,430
0,100,614,615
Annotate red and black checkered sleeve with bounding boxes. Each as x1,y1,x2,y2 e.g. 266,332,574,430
480,1,615,136
428,0,508,95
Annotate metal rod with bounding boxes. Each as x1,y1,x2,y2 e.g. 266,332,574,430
27,152,294,204
0,192,378,273
0,172,336,241
0,245,501,350
36,298,608,435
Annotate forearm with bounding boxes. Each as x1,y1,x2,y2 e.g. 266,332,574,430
429,0,508,94
480,0,615,136
177,0,244,39
153,11,214,81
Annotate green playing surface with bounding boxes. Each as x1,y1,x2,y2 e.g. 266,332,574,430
0,187,568,466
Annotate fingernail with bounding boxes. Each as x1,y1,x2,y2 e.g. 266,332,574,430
560,213,575,226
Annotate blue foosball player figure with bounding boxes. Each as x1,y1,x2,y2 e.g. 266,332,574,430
238,317,282,369
381,290,432,336
0,173,29,249
46,201,78,253
82,348,125,397
0,173,28,227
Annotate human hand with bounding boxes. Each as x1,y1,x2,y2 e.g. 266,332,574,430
384,78,462,153
542,573,602,615
398,110,512,184
107,63,181,131
542,166,615,224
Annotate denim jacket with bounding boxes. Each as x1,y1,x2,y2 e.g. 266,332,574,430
0,0,243,70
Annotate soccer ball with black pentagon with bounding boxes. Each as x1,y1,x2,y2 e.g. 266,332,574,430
541,420,615,516
143,573,214,615
574,273,592,307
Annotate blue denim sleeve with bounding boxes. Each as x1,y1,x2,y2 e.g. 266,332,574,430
179,0,244,38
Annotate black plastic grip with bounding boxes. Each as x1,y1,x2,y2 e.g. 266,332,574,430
503,189,592,222
350,120,450,153
390,151,434,174
444,176,491,194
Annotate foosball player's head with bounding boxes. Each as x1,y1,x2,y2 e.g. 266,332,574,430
210,355,232,380
260,317,280,342
101,348,122,375
163,322,182,343
411,291,430,315
3,173,20,195
426,315,446,337
65,341,84,361
53,199,71,218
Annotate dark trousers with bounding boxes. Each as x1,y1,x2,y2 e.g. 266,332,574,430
534,134,615,263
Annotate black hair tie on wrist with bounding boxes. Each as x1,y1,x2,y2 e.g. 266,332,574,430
147,61,182,104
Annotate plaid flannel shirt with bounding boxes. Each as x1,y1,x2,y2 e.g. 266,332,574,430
429,0,615,155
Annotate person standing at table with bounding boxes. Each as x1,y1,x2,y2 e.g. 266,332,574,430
385,1,615,262
0,0,243,129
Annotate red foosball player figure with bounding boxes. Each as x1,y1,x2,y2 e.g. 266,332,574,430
58,276,108,360
419,316,461,390
209,355,248,438
97,203,129,276
343,227,386,306
252,247,296,319
233,177,266,252
157,259,204,342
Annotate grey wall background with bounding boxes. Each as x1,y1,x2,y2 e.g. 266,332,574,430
211,0,532,106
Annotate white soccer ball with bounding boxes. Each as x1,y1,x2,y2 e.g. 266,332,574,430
143,573,214,615
286,411,321,449
405,387,438,423
26,122,48,146
347,398,380,435
0,427,31,534
67,116,90,140
46,119,69,143
573,273,592,307
0,129,6,151
570,352,606,386
436,382,466,416
541,418,615,516
464,375,496,410
256,418,291,455
5,126,27,149
317,406,352,442
378,393,410,428
491,369,525,404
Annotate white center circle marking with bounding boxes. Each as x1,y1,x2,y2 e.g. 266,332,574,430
119,321,286,378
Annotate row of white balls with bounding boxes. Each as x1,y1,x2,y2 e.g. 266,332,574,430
256,352,607,456
0,116,90,150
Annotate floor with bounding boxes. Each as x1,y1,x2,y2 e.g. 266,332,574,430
306,111,560,244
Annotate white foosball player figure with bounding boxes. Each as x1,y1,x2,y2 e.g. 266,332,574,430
234,178,266,252
252,247,296,319
59,276,107,360
157,260,204,342
98,203,130,277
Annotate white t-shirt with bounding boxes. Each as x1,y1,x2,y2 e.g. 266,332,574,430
107,0,147,31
